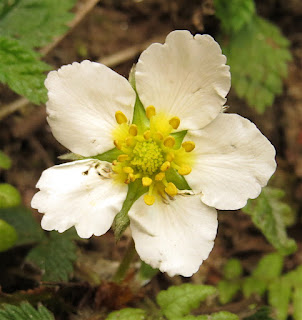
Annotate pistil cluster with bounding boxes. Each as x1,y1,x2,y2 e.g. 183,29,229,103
112,106,195,205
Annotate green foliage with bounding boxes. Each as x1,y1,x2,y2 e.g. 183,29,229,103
0,36,50,104
223,259,243,280
242,187,297,255
26,229,78,282
0,0,76,49
0,151,11,170
214,0,255,33
156,284,216,320
0,302,54,320
0,183,21,208
0,207,44,246
106,308,146,320
243,307,274,320
0,219,18,252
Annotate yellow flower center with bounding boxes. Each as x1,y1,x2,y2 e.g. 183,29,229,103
112,106,195,206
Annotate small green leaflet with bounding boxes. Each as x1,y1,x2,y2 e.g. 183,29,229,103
0,219,17,252
156,283,216,320
0,36,50,104
220,16,291,113
242,187,297,255
214,0,255,34
105,308,146,320
26,229,78,282
0,302,54,320
0,151,11,170
0,183,21,208
0,0,76,49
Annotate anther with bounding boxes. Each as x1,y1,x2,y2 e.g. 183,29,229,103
146,105,156,119
153,132,163,140
165,182,178,197
129,173,136,182
129,124,138,136
125,136,135,146
178,165,192,175
114,140,122,150
182,141,195,152
155,172,165,181
115,111,127,124
160,161,170,172
142,177,153,187
169,117,180,130
112,160,118,166
144,130,151,140
117,154,129,162
166,152,174,162
163,136,175,148
123,167,134,174
144,194,155,206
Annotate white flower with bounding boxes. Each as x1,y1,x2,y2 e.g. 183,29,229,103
31,30,276,277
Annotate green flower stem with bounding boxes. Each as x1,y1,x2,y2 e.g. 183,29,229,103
112,239,137,283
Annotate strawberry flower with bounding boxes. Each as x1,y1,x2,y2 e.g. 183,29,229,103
31,30,276,277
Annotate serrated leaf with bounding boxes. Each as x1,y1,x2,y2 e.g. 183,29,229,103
221,16,291,112
26,230,78,282
0,36,50,104
242,187,297,255
156,284,216,320
223,259,243,280
214,0,255,33
0,302,54,320
0,0,76,49
268,278,291,320
218,280,241,304
0,183,21,208
252,253,284,281
0,207,44,245
0,219,17,252
106,308,146,320
0,151,11,170
293,286,302,320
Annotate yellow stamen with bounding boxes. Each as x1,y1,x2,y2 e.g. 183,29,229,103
182,141,195,152
155,172,165,181
163,136,175,148
142,177,153,187
160,161,170,172
144,130,151,140
125,136,135,146
123,166,134,174
166,152,174,162
146,105,156,119
115,111,127,124
153,132,163,141
129,124,138,136
117,154,129,162
112,160,118,166
144,194,155,206
165,182,178,197
114,140,122,150
129,173,136,182
169,117,180,130
178,165,192,175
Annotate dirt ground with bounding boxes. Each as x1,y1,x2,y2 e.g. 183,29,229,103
0,0,301,319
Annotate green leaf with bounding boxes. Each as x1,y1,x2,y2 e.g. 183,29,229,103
26,230,78,282
242,187,297,255
268,278,291,320
0,207,44,246
0,183,21,208
242,277,267,298
223,259,243,280
252,253,284,281
221,16,291,112
218,280,241,304
0,36,50,104
0,0,76,49
0,302,54,320
214,0,255,33
243,307,274,320
0,151,11,170
137,261,158,285
293,286,302,320
211,311,239,320
106,308,146,320
156,284,216,320
0,219,17,252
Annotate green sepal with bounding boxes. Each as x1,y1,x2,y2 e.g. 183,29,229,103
129,65,149,133
171,130,187,149
58,152,84,161
113,180,147,241
92,148,123,162
165,168,191,190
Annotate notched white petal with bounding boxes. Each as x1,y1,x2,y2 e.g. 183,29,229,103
135,30,231,130
129,194,218,277
46,60,136,157
31,160,128,238
186,113,277,210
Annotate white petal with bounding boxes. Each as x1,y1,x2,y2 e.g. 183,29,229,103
129,195,217,277
135,30,230,130
31,160,127,238
186,113,277,210
46,60,136,156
